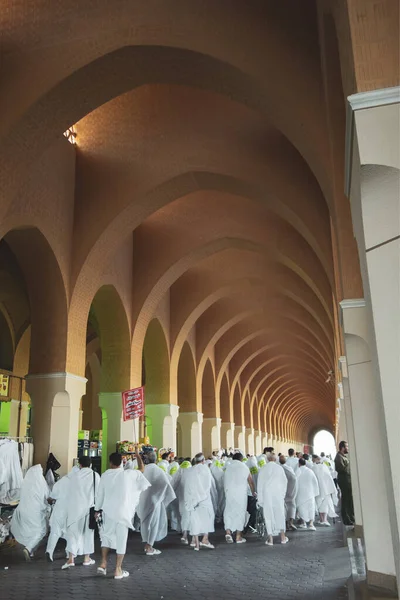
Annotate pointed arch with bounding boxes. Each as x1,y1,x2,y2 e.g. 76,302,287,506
142,318,170,405
177,342,196,413
202,359,216,419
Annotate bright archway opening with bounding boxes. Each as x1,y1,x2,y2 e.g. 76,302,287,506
313,430,336,459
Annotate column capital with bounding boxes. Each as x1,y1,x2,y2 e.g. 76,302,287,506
178,410,202,420
26,371,87,383
345,86,400,195
203,416,222,425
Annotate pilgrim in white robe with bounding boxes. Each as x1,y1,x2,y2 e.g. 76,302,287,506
296,466,319,522
137,464,176,546
172,461,192,533
0,439,23,504
246,456,259,489
257,462,287,536
257,454,267,469
210,459,225,520
223,460,250,532
65,467,100,557
286,456,299,472
124,458,138,470
169,461,180,477
46,471,75,560
183,463,215,536
168,464,182,532
11,465,49,553
95,466,150,554
157,459,170,474
281,463,298,520
313,463,338,519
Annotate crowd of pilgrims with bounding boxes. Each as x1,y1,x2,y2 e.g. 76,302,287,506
8,446,341,580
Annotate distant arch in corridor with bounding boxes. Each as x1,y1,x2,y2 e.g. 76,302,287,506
313,429,336,458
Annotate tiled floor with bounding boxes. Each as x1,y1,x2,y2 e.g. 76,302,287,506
0,521,350,600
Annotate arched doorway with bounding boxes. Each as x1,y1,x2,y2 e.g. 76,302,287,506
313,429,336,459
84,285,131,471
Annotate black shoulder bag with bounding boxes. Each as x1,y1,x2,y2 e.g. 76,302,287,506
89,470,97,530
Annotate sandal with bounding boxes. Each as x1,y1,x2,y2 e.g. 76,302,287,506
97,567,107,576
83,559,95,566
225,534,234,544
114,570,129,580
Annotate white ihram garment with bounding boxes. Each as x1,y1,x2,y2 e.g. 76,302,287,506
210,460,225,518
223,460,250,532
10,465,49,552
168,465,181,532
46,469,78,560
137,464,176,546
172,462,192,532
183,464,215,536
157,460,170,474
296,466,319,522
286,457,299,472
0,439,23,503
313,463,338,518
281,463,298,520
95,467,150,554
258,462,287,536
246,456,259,490
65,467,100,557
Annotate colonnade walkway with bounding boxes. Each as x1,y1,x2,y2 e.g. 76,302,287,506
0,522,350,600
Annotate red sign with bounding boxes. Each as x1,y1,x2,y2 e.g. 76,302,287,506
122,387,145,421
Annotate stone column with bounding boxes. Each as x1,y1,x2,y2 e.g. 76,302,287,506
146,404,179,451
340,301,396,591
336,391,348,444
234,425,246,453
262,433,268,450
178,412,203,457
8,398,29,437
254,430,262,455
26,372,87,475
246,427,254,455
98,392,125,471
338,364,363,533
346,88,400,592
220,422,235,450
202,417,221,457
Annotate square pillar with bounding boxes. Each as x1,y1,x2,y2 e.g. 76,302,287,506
234,425,246,453
341,301,396,591
98,392,124,471
246,427,254,455
8,398,29,438
221,422,235,450
338,367,363,531
261,433,269,451
202,417,221,457
254,430,262,455
177,411,203,457
146,403,179,451
26,372,87,476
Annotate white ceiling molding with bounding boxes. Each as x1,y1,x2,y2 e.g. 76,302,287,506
344,86,400,197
